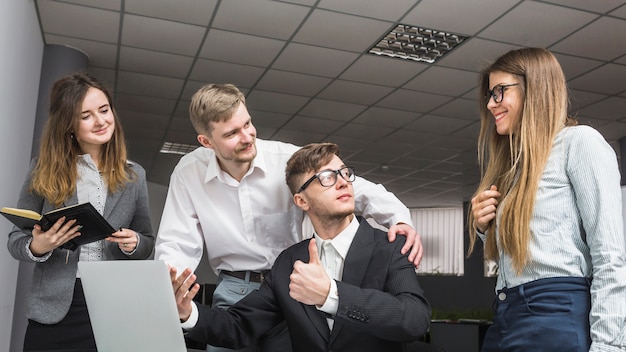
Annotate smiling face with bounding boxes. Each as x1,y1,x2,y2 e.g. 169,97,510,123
487,71,523,135
295,154,355,222
199,102,257,166
74,87,115,157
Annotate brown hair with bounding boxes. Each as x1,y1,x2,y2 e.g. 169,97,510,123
285,143,340,195
468,48,576,273
189,83,246,136
31,72,132,207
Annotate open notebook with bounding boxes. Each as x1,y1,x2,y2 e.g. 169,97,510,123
78,260,188,352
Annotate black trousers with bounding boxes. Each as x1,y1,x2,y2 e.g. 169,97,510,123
23,279,97,352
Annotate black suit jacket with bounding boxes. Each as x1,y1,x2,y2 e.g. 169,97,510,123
187,219,431,352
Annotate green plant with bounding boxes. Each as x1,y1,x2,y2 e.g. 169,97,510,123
431,307,494,321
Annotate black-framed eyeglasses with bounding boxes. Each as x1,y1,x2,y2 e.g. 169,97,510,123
296,167,356,193
485,83,519,104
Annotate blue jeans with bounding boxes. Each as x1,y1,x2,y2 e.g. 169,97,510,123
206,272,292,352
481,277,591,352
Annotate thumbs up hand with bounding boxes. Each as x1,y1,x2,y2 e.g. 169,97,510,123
289,238,331,306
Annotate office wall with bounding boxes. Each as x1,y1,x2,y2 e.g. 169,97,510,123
0,0,44,350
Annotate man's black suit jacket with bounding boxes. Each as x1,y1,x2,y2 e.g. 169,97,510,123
186,218,431,352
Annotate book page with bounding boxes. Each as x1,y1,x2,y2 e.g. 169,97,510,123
0,207,42,221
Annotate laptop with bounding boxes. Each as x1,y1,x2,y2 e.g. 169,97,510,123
78,260,188,352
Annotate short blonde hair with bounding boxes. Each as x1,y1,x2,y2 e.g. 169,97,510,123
189,83,246,135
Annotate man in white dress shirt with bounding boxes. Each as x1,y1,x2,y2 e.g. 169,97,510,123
155,83,422,352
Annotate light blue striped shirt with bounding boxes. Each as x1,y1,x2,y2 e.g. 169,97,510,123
483,125,626,351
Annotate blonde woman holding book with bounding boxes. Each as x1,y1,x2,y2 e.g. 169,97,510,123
7,72,154,351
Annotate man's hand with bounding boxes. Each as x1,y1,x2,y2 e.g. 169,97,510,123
169,266,200,322
289,238,331,306
387,223,423,268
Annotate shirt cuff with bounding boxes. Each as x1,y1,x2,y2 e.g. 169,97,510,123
317,279,339,316
26,237,52,262
181,301,199,330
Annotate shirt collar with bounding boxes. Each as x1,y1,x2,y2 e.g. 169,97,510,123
314,215,359,260
203,139,268,184
77,154,98,171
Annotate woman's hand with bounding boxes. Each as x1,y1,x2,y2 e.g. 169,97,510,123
107,227,138,252
470,185,501,233
30,217,81,255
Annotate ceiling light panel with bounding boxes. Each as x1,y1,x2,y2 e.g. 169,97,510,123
368,24,467,64
159,142,198,155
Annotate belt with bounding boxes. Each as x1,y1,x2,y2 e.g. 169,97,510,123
222,270,267,283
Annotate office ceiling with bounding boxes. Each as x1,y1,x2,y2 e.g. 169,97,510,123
35,0,626,208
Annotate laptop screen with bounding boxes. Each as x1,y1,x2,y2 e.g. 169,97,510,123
78,260,187,352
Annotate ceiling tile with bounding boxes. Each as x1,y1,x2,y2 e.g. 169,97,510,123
213,0,309,39
273,43,360,77
406,114,475,136
53,0,121,11
332,122,394,140
249,110,292,129
340,55,428,87
402,0,519,35
282,116,344,134
272,129,327,145
611,4,626,18
404,66,478,96
256,70,332,96
318,80,394,105
379,129,438,146
596,121,626,141
122,14,206,55
189,59,265,88
553,53,604,80
115,93,177,115
299,99,367,122
293,9,392,52
550,16,626,61
376,89,453,113
570,89,612,112
480,1,597,47
38,1,120,43
246,90,309,114
117,71,185,99
318,0,417,21
351,107,417,128
436,38,519,72
119,46,193,78
199,29,285,66
125,0,216,25
324,135,371,151
578,96,626,121
430,98,479,120
541,0,626,13
568,64,626,94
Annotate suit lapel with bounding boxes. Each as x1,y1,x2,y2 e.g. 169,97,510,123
329,220,376,345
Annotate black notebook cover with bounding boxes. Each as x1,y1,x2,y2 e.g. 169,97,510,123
1,202,116,251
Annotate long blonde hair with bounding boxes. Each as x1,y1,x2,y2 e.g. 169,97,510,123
468,48,576,273
31,72,132,207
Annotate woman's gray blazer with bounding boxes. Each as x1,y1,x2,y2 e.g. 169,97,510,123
7,160,154,324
